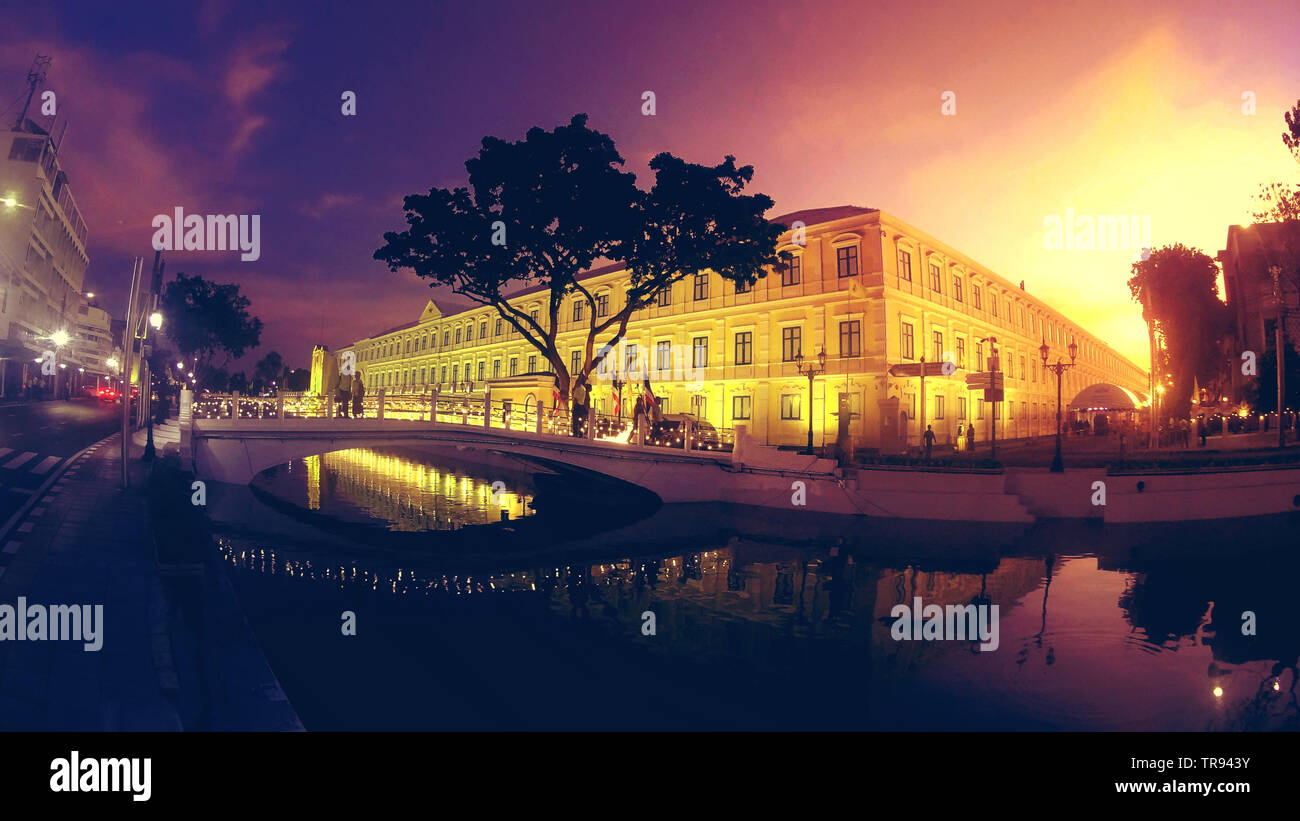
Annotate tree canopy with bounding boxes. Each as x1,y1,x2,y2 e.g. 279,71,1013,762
1128,244,1230,419
375,114,784,400
159,272,263,390
252,350,284,393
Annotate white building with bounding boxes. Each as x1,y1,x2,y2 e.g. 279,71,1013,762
0,117,92,396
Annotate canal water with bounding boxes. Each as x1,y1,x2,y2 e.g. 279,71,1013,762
212,445,1299,731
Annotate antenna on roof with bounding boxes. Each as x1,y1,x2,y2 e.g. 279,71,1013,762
14,54,51,131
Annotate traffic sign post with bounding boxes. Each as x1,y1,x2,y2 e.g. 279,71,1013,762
889,356,958,453
964,368,1003,450
987,354,1000,457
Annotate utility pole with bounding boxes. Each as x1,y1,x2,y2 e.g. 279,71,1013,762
1271,265,1286,448
13,54,51,130
1145,286,1160,451
121,258,142,486
143,253,164,460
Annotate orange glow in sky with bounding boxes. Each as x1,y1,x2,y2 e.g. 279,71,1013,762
643,16,1300,370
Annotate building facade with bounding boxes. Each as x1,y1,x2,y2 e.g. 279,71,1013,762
1219,222,1300,403
0,118,94,397
341,206,1148,451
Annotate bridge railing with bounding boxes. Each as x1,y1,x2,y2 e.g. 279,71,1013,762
189,392,734,452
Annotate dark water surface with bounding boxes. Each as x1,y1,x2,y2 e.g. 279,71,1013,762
215,446,1300,731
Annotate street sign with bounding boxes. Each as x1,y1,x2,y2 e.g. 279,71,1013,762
965,372,1003,390
889,362,951,378
986,388,1005,402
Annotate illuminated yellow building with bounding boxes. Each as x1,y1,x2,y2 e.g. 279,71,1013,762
341,206,1148,451
308,343,336,397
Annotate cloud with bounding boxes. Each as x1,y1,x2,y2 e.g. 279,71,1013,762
223,31,291,155
300,192,362,219
223,34,289,107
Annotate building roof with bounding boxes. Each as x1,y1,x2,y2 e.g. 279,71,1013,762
351,205,885,342
1223,221,1300,263
1068,383,1146,411
769,205,877,227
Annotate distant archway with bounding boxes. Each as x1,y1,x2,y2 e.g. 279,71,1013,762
1067,383,1143,435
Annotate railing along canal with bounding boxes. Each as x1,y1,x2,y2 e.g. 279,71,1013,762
190,391,735,453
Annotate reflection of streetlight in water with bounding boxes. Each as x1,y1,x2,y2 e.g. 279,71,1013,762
1016,555,1056,666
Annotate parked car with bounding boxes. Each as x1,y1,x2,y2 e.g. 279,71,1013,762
648,413,720,448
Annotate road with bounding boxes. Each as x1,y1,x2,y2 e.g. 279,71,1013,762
0,398,123,526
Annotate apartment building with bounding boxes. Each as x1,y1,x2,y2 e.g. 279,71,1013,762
0,117,93,395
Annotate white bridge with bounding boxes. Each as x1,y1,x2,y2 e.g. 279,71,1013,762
181,391,1238,525
178,390,900,515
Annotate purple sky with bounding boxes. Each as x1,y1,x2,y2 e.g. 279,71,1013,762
3,0,1298,370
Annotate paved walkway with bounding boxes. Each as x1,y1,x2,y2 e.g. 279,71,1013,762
0,425,301,730
0,433,181,730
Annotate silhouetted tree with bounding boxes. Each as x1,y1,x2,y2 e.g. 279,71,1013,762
1283,98,1300,162
283,367,311,392
204,366,231,393
374,114,783,403
160,273,263,388
252,350,284,394
1128,245,1230,419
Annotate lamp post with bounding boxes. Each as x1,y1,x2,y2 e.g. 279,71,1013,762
46,329,71,400
143,312,163,461
1040,337,1078,472
794,348,827,455
979,336,1000,458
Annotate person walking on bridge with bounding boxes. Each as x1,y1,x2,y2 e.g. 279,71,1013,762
336,369,353,418
571,379,588,438
352,369,366,418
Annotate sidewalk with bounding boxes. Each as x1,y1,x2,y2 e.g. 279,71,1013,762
0,432,181,729
0,426,302,730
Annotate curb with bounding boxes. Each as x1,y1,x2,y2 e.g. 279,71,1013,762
0,431,112,545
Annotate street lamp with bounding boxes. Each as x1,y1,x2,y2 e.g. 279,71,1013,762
794,348,827,455
149,311,163,330
1040,337,1078,472
47,329,71,399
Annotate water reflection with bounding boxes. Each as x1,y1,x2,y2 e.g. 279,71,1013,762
217,527,1299,730
225,446,1298,730
254,447,534,532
